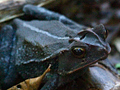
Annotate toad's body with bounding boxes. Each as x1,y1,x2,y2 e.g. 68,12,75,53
0,5,111,90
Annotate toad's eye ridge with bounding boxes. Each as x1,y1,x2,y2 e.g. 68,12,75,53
71,47,86,58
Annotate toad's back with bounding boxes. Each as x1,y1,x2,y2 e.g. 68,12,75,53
13,19,78,65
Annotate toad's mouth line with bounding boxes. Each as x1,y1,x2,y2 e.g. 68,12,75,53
58,57,105,75
58,59,100,76
67,59,101,74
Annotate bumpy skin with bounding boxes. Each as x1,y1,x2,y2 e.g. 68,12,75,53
0,25,18,89
0,5,111,90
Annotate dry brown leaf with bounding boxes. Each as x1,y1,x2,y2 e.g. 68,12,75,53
8,64,51,90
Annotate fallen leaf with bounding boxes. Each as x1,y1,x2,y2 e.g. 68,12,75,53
8,64,51,90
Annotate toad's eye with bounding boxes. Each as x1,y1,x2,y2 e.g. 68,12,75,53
71,47,86,58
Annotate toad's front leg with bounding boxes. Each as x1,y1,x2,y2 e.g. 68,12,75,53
41,68,87,90
41,74,59,90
